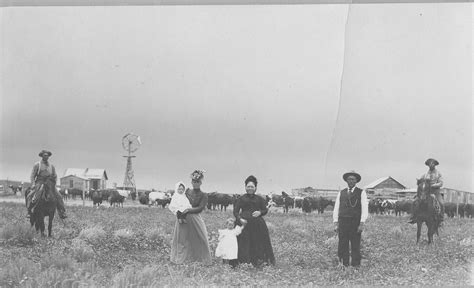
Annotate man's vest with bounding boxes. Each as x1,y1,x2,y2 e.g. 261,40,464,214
338,187,362,221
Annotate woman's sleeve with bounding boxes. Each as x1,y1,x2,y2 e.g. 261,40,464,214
168,196,178,214
233,197,241,220
186,193,208,214
259,196,268,217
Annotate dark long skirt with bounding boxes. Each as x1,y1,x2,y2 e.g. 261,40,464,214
237,216,275,266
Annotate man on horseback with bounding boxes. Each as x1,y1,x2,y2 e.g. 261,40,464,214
26,150,67,219
408,158,444,224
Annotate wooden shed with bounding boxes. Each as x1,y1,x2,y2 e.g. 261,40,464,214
60,168,108,191
363,176,406,199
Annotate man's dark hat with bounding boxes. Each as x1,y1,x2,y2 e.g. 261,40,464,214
343,171,361,183
425,158,439,166
38,150,52,157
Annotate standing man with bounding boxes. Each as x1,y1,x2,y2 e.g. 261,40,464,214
333,171,369,267
408,158,444,224
27,150,67,219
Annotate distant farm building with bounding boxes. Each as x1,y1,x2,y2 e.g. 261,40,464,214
363,176,406,199
292,187,317,196
394,188,417,199
60,168,108,191
395,187,473,204
442,188,473,204
291,187,339,200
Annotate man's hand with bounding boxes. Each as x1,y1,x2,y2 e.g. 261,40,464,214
334,222,339,233
357,222,365,233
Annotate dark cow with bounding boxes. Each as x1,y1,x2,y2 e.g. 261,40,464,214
444,202,457,218
445,202,467,218
108,190,125,207
369,198,385,214
458,203,466,218
302,196,334,214
280,191,295,213
464,204,474,218
68,188,84,200
316,197,334,214
148,191,171,208
8,185,22,195
294,197,304,209
283,196,294,213
266,194,285,207
91,190,102,207
302,197,314,213
156,198,171,208
265,193,295,213
138,191,150,205
394,200,413,216
207,192,233,211
98,189,114,202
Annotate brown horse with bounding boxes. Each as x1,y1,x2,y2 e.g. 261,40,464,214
415,178,440,244
25,185,57,237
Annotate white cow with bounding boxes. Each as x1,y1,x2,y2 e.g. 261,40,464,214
148,191,171,207
116,189,130,198
381,199,397,215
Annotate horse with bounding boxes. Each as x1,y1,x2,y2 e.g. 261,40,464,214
415,178,441,244
25,185,57,237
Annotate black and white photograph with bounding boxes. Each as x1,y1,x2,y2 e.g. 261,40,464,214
0,1,472,286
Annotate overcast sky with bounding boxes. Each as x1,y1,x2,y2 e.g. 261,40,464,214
0,4,471,194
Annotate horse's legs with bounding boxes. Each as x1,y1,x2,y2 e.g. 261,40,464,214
39,216,45,237
416,221,422,243
427,222,433,244
48,212,54,237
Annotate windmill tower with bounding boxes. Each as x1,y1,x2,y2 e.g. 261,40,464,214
122,133,141,194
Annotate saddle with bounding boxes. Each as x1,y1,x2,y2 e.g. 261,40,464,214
429,195,442,217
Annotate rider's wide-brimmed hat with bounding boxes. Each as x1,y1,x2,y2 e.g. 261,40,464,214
38,150,52,157
343,171,361,183
425,158,439,166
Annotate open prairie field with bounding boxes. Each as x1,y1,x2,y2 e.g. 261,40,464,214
0,201,473,287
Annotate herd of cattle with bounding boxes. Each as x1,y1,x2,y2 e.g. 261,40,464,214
57,188,474,218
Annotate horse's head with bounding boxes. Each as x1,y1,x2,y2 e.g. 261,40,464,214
417,178,431,201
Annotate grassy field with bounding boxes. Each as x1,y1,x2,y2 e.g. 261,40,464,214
0,201,473,287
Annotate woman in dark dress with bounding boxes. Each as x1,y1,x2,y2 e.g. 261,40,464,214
234,175,275,267
170,170,212,265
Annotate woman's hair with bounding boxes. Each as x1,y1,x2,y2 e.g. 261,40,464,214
226,218,235,225
245,175,258,187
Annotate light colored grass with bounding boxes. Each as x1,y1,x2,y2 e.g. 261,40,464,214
77,226,107,244
0,202,472,287
0,223,36,245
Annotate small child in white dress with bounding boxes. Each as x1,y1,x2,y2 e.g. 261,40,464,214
168,181,192,224
215,218,247,267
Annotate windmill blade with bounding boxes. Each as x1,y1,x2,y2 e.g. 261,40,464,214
137,136,142,145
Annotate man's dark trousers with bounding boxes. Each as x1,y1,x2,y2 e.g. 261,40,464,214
338,217,361,266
